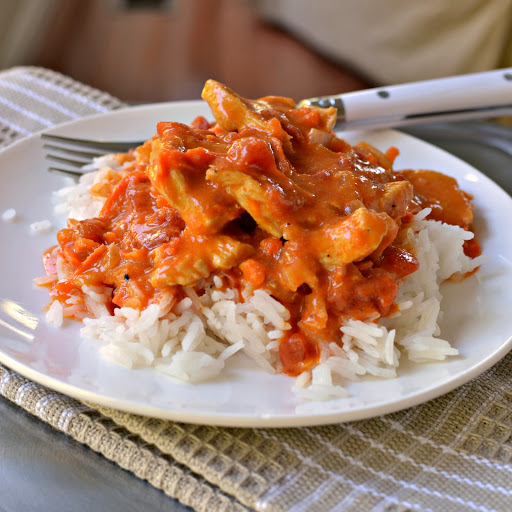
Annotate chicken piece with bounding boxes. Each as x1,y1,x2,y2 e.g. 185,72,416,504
156,121,227,154
206,137,313,238
308,207,399,270
275,229,321,292
371,181,414,220
147,129,242,235
300,291,328,332
275,207,398,290
355,141,395,171
202,80,291,148
207,167,283,238
151,229,254,287
293,105,337,135
201,79,337,152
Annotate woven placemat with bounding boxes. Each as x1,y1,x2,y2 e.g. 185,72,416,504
1,66,512,512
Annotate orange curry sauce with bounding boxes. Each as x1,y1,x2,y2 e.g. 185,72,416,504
42,80,479,376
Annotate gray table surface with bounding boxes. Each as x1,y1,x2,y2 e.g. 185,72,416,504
1,121,510,512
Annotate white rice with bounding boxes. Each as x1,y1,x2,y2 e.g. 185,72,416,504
46,164,485,401
52,154,129,221
79,284,288,383
30,219,53,234
2,208,17,222
46,300,64,327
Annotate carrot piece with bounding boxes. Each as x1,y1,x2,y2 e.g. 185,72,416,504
74,244,107,276
259,237,283,258
240,259,266,287
385,146,399,164
121,247,149,262
74,237,100,253
366,153,378,165
99,171,145,218
103,231,118,244
99,175,130,218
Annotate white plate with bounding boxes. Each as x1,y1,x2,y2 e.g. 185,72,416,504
1,101,512,428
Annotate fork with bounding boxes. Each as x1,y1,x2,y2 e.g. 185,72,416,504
43,68,512,176
42,133,144,176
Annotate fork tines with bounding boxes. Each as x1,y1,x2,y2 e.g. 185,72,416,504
41,133,143,177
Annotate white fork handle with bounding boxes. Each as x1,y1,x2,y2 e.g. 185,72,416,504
302,68,512,129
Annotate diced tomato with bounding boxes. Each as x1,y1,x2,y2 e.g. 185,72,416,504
279,332,319,376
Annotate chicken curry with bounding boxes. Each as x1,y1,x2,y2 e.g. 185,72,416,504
44,80,478,376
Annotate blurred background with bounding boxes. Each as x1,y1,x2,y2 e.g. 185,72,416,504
0,0,511,103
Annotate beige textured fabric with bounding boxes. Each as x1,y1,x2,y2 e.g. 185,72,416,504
1,66,512,511
0,364,246,512
251,0,512,84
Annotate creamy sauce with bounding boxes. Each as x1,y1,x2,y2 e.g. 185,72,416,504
43,80,479,376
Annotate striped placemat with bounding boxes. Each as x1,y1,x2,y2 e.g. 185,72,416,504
1,66,512,512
